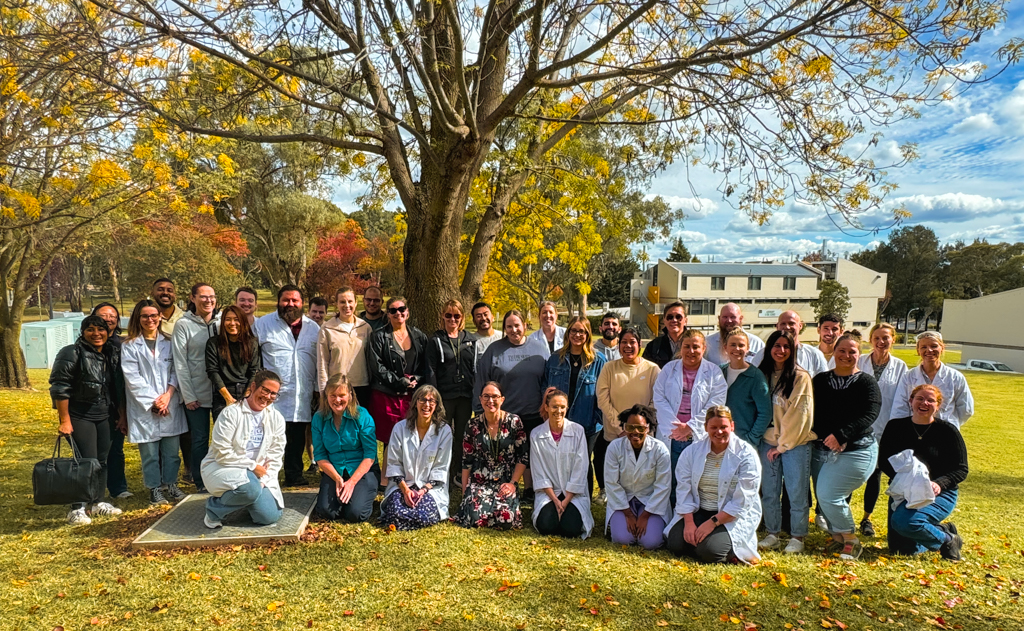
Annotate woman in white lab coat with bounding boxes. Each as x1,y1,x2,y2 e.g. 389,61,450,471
121,300,188,506
380,385,454,530
889,331,974,429
530,389,594,539
604,404,672,549
665,405,762,564
201,371,287,528
856,323,909,538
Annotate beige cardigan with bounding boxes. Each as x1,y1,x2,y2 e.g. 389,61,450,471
316,316,372,391
595,358,661,440
761,368,816,453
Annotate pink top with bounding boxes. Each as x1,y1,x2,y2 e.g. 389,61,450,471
676,367,697,424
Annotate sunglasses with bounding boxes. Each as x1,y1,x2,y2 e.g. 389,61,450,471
443,313,462,320
624,424,649,434
664,314,684,322
388,306,408,314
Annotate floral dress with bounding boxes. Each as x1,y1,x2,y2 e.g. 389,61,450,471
452,413,529,529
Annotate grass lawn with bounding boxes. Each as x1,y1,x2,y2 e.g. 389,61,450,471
2,352,1022,630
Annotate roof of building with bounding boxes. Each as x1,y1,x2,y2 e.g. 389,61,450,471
664,261,821,277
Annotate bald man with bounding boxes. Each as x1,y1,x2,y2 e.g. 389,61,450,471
750,310,828,377
704,303,765,364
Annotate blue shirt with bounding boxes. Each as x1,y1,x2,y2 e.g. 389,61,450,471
311,406,378,476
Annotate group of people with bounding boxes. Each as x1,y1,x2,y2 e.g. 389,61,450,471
49,284,972,565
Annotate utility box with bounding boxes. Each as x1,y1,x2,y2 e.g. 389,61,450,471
20,321,75,369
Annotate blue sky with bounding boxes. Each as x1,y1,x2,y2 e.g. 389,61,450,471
644,6,1024,262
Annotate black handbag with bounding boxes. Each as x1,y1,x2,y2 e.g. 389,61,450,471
32,435,104,505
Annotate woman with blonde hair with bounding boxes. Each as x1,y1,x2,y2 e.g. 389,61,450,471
425,299,476,484
530,389,593,538
528,300,566,353
311,373,378,522
889,331,974,429
381,385,453,530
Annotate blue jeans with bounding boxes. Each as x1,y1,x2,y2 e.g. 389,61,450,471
669,438,693,509
759,442,811,537
888,489,958,554
205,471,283,525
138,436,181,490
106,419,128,496
184,406,213,490
811,442,878,535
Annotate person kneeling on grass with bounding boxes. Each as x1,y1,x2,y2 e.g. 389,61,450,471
665,406,761,564
311,374,379,523
603,404,671,549
530,389,594,539
380,385,453,530
201,371,286,528
879,384,967,561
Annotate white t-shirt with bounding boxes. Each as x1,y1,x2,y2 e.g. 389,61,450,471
245,411,265,462
726,366,745,387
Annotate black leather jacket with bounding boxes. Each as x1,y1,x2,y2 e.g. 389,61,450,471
49,338,125,412
367,324,430,396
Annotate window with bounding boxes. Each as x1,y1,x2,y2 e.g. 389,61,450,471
680,276,687,291
710,276,726,291
685,300,715,315
783,276,797,291
748,276,762,291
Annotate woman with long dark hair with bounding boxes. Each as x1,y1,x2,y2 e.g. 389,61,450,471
205,305,262,421
755,330,815,554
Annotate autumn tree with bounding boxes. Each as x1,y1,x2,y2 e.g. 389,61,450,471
0,3,184,387
303,219,370,299
82,0,1020,326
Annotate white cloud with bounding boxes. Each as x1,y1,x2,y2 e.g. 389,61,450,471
999,80,1024,133
892,192,1024,223
650,195,719,219
950,112,997,135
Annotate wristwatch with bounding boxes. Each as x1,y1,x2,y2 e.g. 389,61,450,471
710,515,720,526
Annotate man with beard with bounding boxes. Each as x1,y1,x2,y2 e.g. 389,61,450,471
471,302,502,359
751,310,828,377
254,285,319,486
358,286,388,333
153,278,184,338
816,313,844,363
595,312,622,361
704,303,764,364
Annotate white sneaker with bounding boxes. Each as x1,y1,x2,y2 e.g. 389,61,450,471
204,512,223,529
758,533,781,549
115,490,134,499
67,508,91,525
594,490,607,505
815,514,829,532
783,538,805,554
88,502,123,517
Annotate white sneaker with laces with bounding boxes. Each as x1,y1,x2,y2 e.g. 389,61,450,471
594,490,607,505
783,538,805,554
204,513,223,529
88,502,123,517
115,490,134,499
758,533,781,549
815,513,829,531
67,508,91,525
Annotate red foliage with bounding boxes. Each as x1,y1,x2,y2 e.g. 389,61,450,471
304,219,370,299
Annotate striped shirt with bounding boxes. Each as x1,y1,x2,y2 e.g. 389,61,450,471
698,451,725,512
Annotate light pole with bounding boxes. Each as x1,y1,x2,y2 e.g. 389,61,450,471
905,307,920,347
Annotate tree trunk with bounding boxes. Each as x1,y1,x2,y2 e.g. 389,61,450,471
0,312,29,389
580,292,588,318
108,258,121,303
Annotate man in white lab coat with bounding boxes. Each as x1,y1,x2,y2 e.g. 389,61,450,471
254,285,319,486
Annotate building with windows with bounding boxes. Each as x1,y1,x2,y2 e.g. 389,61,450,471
941,287,1024,372
630,258,887,342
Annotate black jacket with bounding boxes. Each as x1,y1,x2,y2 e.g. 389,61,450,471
425,330,476,400
49,338,125,414
642,330,679,368
368,324,430,396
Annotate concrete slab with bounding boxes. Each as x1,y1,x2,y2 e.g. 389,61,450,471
131,491,318,550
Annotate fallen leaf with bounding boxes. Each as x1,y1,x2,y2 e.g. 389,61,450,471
188,572,202,581
773,572,789,588
821,621,832,628
722,573,734,582
730,617,741,624
90,618,100,626
656,622,669,628
257,565,267,572
266,601,285,612
343,610,354,616
589,608,600,615
307,621,314,628
591,583,600,592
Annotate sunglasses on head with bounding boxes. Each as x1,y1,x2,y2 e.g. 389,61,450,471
388,305,408,314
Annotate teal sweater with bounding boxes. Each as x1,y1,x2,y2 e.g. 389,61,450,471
720,364,773,447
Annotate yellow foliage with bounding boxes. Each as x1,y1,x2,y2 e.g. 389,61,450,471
217,153,236,177
88,159,130,187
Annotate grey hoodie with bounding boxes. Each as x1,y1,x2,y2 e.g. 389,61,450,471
172,310,218,407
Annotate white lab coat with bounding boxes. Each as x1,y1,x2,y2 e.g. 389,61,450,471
664,435,762,564
201,400,286,508
603,436,672,534
889,363,974,429
886,449,935,510
704,330,765,365
857,354,909,440
121,335,186,444
254,313,319,423
652,358,728,446
751,343,828,377
528,325,566,352
530,421,594,539
384,421,454,519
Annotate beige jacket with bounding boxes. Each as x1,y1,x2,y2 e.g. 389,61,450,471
761,368,816,453
317,316,372,390
596,358,661,440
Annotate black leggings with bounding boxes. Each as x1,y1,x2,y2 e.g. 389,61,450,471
666,508,735,563
443,397,473,482
535,494,585,538
863,467,884,515
70,416,111,508
585,431,600,497
592,433,610,491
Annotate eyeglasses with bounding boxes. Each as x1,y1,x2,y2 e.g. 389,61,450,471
388,306,408,314
140,314,161,321
569,329,587,336
624,424,648,434
257,386,280,400
443,313,462,320
480,394,503,401
419,398,437,406
664,314,684,322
